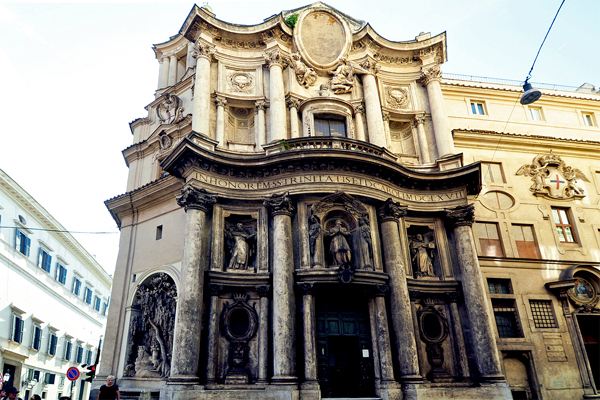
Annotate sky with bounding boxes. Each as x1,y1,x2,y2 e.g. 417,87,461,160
0,0,598,275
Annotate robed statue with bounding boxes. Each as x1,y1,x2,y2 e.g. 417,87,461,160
225,222,256,270
410,233,436,278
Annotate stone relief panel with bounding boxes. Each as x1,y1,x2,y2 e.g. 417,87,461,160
224,217,257,272
124,273,177,379
308,192,374,276
417,299,453,382
157,93,184,125
384,85,411,110
516,151,590,199
227,71,255,94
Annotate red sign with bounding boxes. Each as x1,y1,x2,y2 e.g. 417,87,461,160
67,367,80,381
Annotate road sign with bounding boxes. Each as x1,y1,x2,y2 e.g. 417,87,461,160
67,367,80,381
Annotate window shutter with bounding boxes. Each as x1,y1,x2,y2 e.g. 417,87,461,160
15,229,21,251
24,236,31,257
38,248,43,266
16,317,23,343
49,374,56,385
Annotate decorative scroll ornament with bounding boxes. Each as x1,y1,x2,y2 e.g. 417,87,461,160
157,93,184,124
516,151,590,199
384,86,410,110
228,72,254,94
290,53,318,88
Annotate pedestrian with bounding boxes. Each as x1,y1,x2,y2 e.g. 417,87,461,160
58,396,70,400
97,376,119,400
0,388,6,400
4,387,19,400
31,395,41,400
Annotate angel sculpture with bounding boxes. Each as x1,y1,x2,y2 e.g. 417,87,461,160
225,222,256,270
290,53,318,88
329,58,354,94
562,166,590,196
516,162,549,192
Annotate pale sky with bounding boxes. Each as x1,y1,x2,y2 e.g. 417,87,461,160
0,1,598,275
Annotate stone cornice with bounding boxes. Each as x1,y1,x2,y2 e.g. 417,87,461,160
453,129,600,159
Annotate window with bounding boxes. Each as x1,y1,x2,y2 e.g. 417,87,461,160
582,113,595,127
56,264,67,285
72,277,81,296
15,229,31,256
93,296,101,312
64,341,72,361
156,225,163,240
470,101,485,115
28,369,40,382
101,300,109,316
476,222,504,256
314,114,347,137
85,349,93,365
552,207,576,243
483,191,514,210
47,333,58,356
84,287,93,304
44,373,55,385
488,278,512,294
31,326,43,351
38,249,52,273
492,299,522,338
11,315,24,343
529,300,558,328
529,107,543,121
75,345,83,364
481,162,506,183
513,225,540,258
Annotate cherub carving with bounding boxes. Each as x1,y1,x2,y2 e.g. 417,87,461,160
562,166,589,196
290,53,318,88
225,222,256,270
516,162,549,192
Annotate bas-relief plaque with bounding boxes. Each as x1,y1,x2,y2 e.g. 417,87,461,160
297,11,347,68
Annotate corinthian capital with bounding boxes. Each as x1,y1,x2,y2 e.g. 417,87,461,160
377,198,407,221
264,192,295,217
263,49,287,69
419,64,442,86
359,58,380,75
176,187,217,212
191,41,216,61
445,204,475,227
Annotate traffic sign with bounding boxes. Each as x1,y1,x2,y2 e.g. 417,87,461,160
67,367,80,381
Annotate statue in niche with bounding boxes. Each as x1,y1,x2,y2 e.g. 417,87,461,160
357,217,373,270
327,219,352,265
308,214,322,263
410,233,436,278
125,273,177,378
329,58,354,94
225,222,256,270
290,53,318,88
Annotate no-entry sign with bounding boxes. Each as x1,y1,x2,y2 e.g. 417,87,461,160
67,367,80,381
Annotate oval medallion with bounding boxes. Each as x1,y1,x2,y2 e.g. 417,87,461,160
296,11,347,68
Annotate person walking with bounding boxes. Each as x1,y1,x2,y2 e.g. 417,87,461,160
97,376,119,400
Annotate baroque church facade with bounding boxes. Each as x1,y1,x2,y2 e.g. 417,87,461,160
99,3,600,400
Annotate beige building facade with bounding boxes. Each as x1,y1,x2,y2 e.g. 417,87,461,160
100,3,600,400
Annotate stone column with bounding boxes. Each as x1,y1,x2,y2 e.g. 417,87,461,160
256,285,270,383
373,285,396,383
413,114,432,164
420,65,455,157
360,59,386,148
191,41,215,136
287,97,301,139
205,284,222,383
299,283,319,398
382,112,392,149
255,100,267,149
157,56,170,90
168,54,178,87
264,49,287,143
215,96,227,147
170,187,217,382
354,104,367,142
377,199,422,381
264,192,297,383
446,204,504,382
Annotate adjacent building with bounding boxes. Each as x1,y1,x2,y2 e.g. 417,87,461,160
100,3,600,400
0,169,112,400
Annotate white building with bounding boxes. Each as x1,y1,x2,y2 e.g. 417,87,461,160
0,168,112,400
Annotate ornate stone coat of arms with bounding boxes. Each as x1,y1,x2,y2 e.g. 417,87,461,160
157,93,184,124
516,151,589,199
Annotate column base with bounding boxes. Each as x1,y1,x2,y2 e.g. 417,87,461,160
168,375,200,384
478,374,507,383
300,381,320,400
271,375,298,384
399,374,426,383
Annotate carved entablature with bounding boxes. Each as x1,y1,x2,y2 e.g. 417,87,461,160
516,151,590,200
